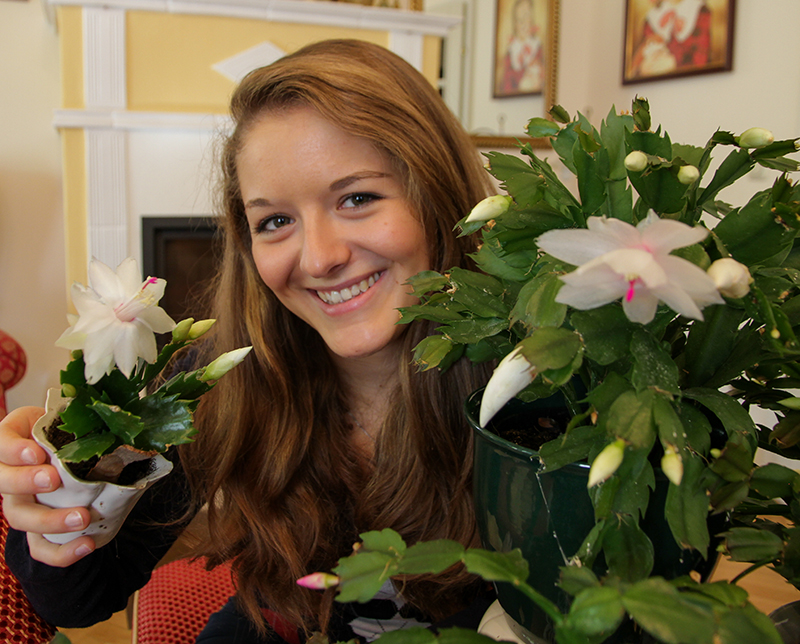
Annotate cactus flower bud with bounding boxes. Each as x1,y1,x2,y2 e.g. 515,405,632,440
737,127,774,149
199,346,253,382
297,572,340,590
624,150,648,173
479,347,537,428
588,439,626,488
61,383,77,399
660,446,683,486
172,318,194,343
188,318,216,340
707,258,752,299
465,195,513,223
677,165,700,185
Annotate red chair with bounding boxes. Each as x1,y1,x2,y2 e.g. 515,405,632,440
132,557,237,644
133,556,300,644
0,330,56,643
0,329,26,419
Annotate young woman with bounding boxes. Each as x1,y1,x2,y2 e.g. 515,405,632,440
0,39,495,642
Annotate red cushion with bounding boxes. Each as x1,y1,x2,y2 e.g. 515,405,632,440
136,558,236,644
0,330,26,418
136,558,301,644
0,508,56,643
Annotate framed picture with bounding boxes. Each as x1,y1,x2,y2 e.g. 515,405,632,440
493,0,551,98
623,0,735,84
470,0,558,149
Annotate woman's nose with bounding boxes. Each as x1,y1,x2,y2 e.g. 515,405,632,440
298,215,351,278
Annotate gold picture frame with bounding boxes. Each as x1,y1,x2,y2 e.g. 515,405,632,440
472,0,559,149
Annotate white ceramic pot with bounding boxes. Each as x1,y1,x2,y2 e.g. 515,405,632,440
31,388,173,548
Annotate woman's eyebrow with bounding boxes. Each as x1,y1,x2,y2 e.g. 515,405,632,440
329,171,389,192
245,197,271,209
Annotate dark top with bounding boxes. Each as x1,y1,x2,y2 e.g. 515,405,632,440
5,455,193,628
5,458,495,637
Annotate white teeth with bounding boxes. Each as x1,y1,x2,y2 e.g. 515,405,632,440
317,272,381,305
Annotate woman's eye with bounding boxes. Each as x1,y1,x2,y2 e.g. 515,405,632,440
256,215,293,234
341,193,380,209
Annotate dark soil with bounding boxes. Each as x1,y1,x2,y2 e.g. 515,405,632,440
46,419,155,485
489,407,571,451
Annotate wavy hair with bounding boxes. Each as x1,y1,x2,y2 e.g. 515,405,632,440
180,39,494,634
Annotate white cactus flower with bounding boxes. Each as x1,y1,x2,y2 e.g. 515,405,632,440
479,347,537,428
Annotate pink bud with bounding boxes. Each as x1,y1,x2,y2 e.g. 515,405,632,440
296,572,340,590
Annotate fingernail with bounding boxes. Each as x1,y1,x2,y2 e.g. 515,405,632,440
65,511,84,529
74,544,92,558
33,470,51,489
21,448,38,465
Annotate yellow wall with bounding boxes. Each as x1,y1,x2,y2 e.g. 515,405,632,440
59,8,442,286
126,12,392,113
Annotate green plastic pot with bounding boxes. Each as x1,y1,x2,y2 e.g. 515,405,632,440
467,388,721,643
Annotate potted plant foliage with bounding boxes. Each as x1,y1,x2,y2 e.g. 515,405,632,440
33,257,250,547
298,99,800,644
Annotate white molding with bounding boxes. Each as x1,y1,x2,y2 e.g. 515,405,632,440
388,32,423,71
84,7,127,109
53,108,232,132
47,0,461,36
85,130,128,268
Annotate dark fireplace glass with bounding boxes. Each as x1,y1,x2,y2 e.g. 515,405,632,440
141,216,222,332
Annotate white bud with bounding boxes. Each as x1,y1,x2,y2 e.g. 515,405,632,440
624,150,648,172
465,195,513,223
200,346,252,382
661,446,683,486
707,258,752,299
188,319,216,340
478,347,536,428
737,127,774,149
588,439,626,488
677,165,700,185
171,318,194,342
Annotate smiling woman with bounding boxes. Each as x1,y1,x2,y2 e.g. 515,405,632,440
239,106,430,362
1,38,498,644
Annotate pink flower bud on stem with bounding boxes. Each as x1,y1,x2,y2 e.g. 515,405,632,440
297,572,340,590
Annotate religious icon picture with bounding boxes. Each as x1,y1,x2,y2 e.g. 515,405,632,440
493,0,551,98
623,0,735,84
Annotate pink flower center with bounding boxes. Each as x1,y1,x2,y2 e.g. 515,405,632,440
626,279,638,302
113,278,159,322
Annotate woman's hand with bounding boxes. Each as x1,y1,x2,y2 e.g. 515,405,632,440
0,406,95,566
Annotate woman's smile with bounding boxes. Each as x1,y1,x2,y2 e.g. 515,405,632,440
315,271,382,306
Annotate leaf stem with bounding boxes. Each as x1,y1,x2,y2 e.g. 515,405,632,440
730,558,774,584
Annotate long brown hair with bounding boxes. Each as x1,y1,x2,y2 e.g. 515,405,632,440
181,39,494,633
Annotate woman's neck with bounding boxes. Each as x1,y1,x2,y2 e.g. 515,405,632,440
332,347,401,444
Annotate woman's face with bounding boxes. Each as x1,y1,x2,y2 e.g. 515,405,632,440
237,106,430,362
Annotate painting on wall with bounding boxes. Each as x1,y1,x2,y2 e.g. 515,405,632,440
623,0,735,84
493,0,553,98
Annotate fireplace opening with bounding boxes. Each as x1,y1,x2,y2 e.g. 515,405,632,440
142,216,222,334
